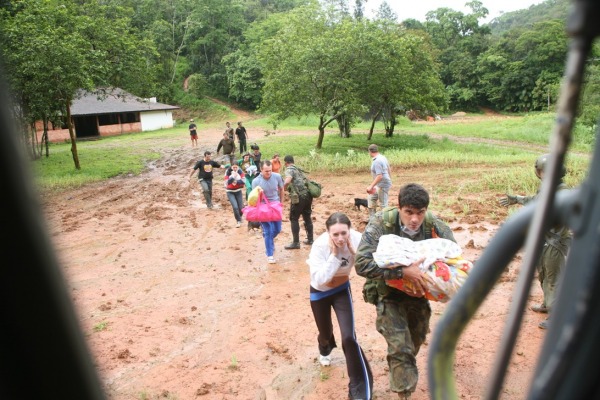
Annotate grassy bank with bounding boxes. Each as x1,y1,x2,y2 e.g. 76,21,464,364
33,113,592,193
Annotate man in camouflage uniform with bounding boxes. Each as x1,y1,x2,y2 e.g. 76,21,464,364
355,183,455,399
282,155,314,249
499,154,572,329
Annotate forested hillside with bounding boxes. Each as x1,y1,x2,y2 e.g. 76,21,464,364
487,0,570,36
1,0,598,156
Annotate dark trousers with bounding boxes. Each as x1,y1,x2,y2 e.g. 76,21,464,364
198,179,213,208
226,190,244,222
311,286,373,399
289,195,313,243
239,139,247,154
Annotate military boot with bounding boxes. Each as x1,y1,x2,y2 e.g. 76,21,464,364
303,221,314,245
286,220,301,249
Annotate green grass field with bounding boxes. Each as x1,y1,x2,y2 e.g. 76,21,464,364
32,111,593,193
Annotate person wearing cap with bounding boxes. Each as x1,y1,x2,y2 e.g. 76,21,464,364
283,155,314,249
367,144,392,216
188,119,198,148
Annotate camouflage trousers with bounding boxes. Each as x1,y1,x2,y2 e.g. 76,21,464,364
538,244,567,311
376,298,431,394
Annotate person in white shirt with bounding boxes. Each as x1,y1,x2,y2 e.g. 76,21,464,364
306,212,373,400
367,143,392,216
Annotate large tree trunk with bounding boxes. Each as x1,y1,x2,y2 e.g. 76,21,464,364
316,115,325,149
66,101,80,169
39,117,50,158
367,108,382,141
385,109,397,137
336,113,351,138
29,122,39,160
44,129,49,157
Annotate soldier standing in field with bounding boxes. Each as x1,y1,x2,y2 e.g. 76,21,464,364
499,154,572,329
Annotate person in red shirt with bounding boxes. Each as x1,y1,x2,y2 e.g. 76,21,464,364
224,164,245,228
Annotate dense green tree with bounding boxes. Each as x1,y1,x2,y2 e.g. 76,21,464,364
401,18,424,30
477,19,567,111
577,42,600,130
185,0,247,96
259,6,366,147
242,0,311,23
259,7,446,147
0,0,159,167
424,1,490,110
222,13,288,108
488,0,569,36
98,0,190,98
357,22,446,137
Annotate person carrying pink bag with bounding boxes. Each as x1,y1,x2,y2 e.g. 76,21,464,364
251,160,284,264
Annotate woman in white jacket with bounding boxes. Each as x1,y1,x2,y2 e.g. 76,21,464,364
306,212,373,400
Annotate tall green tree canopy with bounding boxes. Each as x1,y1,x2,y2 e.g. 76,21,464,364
0,0,159,166
477,19,567,111
423,0,491,110
259,6,446,147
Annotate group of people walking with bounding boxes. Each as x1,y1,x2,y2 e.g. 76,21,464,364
188,122,570,399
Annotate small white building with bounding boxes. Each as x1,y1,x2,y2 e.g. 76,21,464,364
36,88,179,142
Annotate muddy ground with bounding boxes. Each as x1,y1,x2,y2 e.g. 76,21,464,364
42,119,549,400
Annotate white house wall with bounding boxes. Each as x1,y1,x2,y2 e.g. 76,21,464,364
140,110,175,131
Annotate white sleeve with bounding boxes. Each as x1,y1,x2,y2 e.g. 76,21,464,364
307,235,341,288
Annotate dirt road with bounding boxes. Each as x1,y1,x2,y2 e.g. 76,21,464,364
42,123,548,399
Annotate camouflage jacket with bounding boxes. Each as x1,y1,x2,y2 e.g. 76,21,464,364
520,183,572,256
284,165,310,199
355,208,456,304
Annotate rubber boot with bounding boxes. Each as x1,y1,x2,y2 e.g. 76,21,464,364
303,221,314,245
285,220,300,249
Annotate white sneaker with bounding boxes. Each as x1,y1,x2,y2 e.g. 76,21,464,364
236,221,241,228
267,256,276,264
319,354,331,366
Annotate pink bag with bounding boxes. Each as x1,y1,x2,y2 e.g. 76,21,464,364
242,191,282,222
